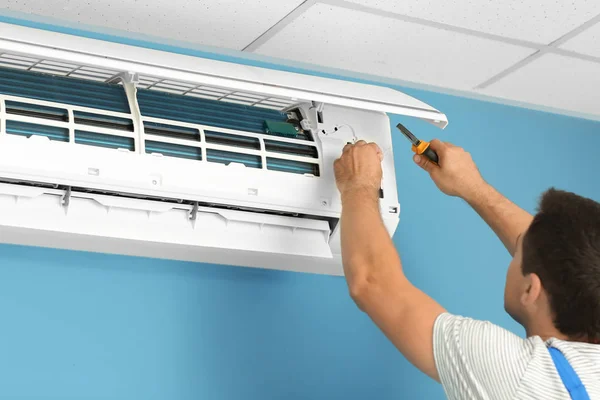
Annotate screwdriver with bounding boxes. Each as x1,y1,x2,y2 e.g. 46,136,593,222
396,123,439,166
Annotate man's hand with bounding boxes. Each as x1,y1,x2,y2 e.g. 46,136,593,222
334,140,383,198
413,139,485,201
414,139,533,256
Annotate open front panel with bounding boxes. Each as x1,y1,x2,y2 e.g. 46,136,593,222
0,23,448,127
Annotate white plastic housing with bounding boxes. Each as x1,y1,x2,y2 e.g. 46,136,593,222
0,23,447,275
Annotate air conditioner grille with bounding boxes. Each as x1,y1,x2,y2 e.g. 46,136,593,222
137,88,288,135
0,56,321,177
0,66,130,113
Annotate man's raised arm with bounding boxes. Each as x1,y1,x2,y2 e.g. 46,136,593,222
413,140,533,256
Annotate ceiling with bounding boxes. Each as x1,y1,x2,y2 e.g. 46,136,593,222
1,0,599,120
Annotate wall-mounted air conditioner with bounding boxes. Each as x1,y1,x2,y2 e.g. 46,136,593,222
0,22,447,275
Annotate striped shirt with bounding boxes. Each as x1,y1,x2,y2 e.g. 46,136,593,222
433,313,600,399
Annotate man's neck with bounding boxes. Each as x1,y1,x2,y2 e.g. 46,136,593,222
525,321,569,342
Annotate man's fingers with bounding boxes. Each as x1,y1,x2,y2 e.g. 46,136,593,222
413,154,436,174
354,140,368,147
376,146,384,162
428,139,446,151
343,143,353,152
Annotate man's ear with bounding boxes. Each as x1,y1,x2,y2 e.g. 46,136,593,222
520,273,542,306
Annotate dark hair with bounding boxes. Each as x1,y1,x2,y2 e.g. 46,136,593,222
522,188,600,342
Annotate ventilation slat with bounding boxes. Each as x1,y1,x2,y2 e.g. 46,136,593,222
186,93,221,101
0,59,34,68
143,122,200,141
75,130,134,151
267,158,319,176
6,101,69,122
220,98,255,106
264,140,318,158
196,86,231,94
39,60,78,69
30,66,71,75
231,92,265,100
0,54,39,63
206,149,261,169
0,62,29,70
78,66,119,75
69,74,110,82
6,120,69,142
204,131,260,150
74,111,134,132
191,89,227,97
145,140,202,160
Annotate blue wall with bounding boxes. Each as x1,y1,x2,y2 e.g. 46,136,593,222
1,17,599,400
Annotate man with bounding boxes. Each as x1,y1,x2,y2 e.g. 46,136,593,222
334,139,600,399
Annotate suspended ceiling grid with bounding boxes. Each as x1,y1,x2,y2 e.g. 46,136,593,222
1,0,599,119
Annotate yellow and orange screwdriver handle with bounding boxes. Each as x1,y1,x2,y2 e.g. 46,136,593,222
396,123,439,166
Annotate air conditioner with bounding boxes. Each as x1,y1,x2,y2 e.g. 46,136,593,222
0,23,447,275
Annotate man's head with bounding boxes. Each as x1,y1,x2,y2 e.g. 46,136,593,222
504,188,600,342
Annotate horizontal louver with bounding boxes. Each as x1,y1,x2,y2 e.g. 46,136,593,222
6,120,69,142
146,141,201,160
144,122,200,141
204,130,260,150
267,158,319,176
6,101,69,122
74,111,134,132
264,140,318,158
75,130,134,151
206,149,261,169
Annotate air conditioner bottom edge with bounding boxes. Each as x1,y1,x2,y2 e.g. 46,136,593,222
0,225,345,276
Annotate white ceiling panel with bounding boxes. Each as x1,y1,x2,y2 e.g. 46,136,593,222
560,21,600,57
254,3,535,91
342,0,600,44
1,0,304,50
480,53,600,116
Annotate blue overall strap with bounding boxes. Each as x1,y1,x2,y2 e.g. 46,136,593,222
548,347,591,400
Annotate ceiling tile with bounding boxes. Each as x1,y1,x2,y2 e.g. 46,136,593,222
343,0,600,44
480,53,600,116
1,0,305,50
560,21,600,57
254,3,535,91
